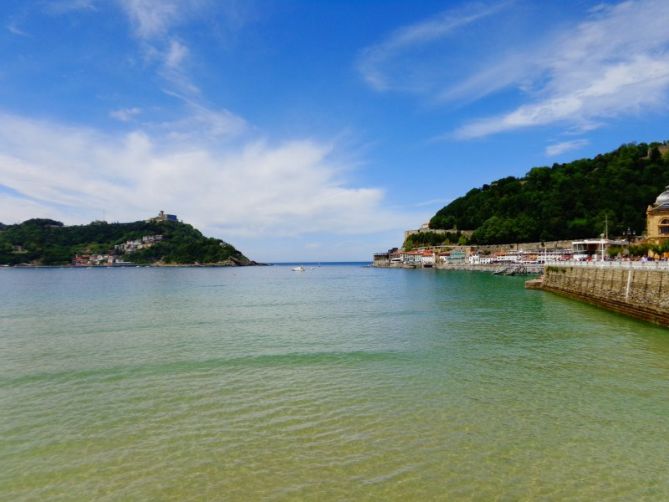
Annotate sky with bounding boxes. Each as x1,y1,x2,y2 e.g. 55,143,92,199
1,0,669,261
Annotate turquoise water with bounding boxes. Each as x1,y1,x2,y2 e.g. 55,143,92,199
2,265,669,500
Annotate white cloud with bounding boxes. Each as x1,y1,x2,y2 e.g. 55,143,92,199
545,139,589,157
7,21,29,36
118,0,191,39
152,95,248,140
164,39,188,69
0,194,61,225
158,39,200,95
358,1,514,92
110,107,142,122
117,0,249,40
361,0,669,139
0,111,420,240
413,198,447,208
455,39,669,138
117,1,209,96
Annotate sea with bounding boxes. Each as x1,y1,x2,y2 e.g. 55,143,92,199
2,264,669,500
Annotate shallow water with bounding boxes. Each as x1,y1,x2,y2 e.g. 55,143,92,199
2,265,669,500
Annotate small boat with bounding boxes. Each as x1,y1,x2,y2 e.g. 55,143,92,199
292,266,305,272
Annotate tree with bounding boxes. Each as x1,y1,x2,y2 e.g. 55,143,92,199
429,142,669,244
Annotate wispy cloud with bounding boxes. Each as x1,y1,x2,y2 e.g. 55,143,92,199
43,0,97,14
158,38,200,95
0,112,420,238
153,98,248,140
118,0,195,39
117,2,219,97
110,107,142,122
545,139,589,157
361,0,669,139
7,21,29,36
455,40,669,138
117,0,249,40
164,39,188,69
413,198,446,208
113,1,249,140
358,1,514,92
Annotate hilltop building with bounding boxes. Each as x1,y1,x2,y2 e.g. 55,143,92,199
646,186,669,244
148,210,177,223
403,223,474,241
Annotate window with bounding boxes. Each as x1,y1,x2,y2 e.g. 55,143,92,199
659,219,669,234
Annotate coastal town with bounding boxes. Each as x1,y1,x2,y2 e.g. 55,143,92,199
73,234,164,266
373,236,632,272
371,185,669,327
373,185,669,273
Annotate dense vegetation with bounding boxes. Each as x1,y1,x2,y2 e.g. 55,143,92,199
403,231,467,250
430,142,669,244
609,241,669,258
0,218,250,266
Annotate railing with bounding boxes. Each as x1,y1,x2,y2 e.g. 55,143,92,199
550,260,669,271
373,256,669,271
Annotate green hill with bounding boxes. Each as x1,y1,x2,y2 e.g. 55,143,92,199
0,218,253,266
429,142,669,245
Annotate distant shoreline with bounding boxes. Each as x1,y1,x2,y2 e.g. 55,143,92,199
0,262,377,269
1,262,268,269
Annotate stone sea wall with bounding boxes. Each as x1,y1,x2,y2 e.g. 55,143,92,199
542,263,669,326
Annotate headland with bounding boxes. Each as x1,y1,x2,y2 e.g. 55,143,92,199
0,211,257,267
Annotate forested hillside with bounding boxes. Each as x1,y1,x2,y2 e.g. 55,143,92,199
430,142,669,244
0,218,251,266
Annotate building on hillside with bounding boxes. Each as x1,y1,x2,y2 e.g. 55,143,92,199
148,210,178,223
646,186,669,244
420,250,435,268
402,251,422,266
372,252,390,266
447,250,466,263
389,250,403,264
73,254,116,266
468,254,493,265
114,235,163,254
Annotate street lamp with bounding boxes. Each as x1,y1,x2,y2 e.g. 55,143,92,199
623,227,636,257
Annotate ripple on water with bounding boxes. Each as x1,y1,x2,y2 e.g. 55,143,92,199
2,267,669,500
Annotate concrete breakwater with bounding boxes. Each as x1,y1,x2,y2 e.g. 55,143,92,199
540,262,669,327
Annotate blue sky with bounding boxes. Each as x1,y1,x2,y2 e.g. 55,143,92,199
1,0,669,261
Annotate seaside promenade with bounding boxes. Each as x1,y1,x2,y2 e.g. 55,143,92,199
535,261,669,327
374,255,669,327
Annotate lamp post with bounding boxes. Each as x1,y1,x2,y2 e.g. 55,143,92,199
623,227,636,258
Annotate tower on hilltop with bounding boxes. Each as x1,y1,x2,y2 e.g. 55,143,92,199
148,210,178,223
